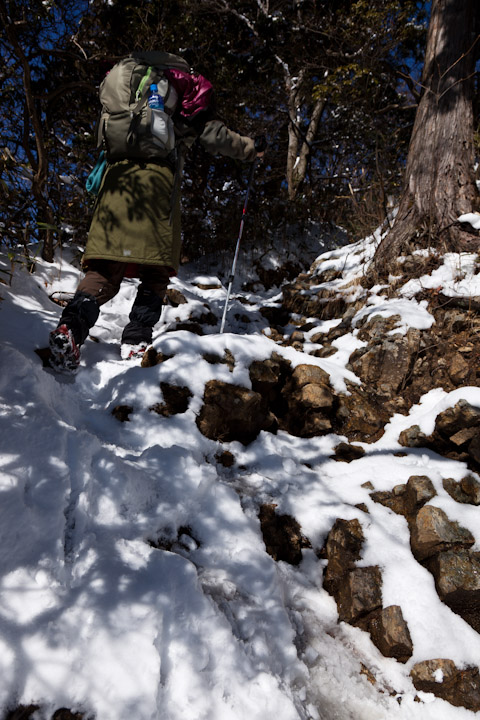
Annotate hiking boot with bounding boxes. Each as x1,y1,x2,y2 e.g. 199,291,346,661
49,324,80,373
120,342,148,361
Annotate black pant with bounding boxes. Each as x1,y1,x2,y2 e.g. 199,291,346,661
60,260,171,346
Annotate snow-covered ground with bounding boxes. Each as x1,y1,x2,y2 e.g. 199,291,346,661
0,234,480,720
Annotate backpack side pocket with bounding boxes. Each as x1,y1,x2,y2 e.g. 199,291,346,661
149,107,175,152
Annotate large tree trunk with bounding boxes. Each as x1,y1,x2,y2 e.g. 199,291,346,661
375,0,479,268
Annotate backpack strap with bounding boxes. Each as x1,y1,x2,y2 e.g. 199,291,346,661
135,66,155,102
126,76,153,147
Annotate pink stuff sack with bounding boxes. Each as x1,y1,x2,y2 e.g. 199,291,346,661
164,69,213,118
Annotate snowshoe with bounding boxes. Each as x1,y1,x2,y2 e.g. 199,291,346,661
120,342,148,361
48,324,80,373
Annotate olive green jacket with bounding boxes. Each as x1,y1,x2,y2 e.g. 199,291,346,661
84,121,256,273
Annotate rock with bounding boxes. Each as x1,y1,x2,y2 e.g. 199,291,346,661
410,506,475,562
333,442,366,462
323,518,364,595
449,427,478,447
290,364,331,389
310,331,325,344
161,383,192,414
141,347,159,367
323,518,365,595
363,605,413,663
411,657,456,688
192,281,222,290
150,383,192,417
282,281,348,320
248,357,338,439
196,380,275,445
335,387,388,442
411,659,480,712
427,550,480,632
169,321,204,335
356,315,402,342
190,309,218,326
461,474,480,501
203,349,235,371
165,287,188,306
370,476,435,518
249,354,291,414
141,349,173,367
290,330,305,344
360,663,377,686
255,259,302,290
215,450,235,468
469,435,480,466
398,424,428,448
434,400,480,439
443,475,480,505
281,363,335,438
259,304,291,328
293,382,334,410
461,474,480,502
444,311,470,333
249,357,283,393
355,503,369,513
111,404,133,422
400,404,480,473
448,352,470,385
3,708,84,720
349,329,421,398
370,490,405,516
259,504,309,565
324,524,384,629
148,525,199,553
404,475,437,515
5,706,40,720
301,413,333,437
335,566,383,624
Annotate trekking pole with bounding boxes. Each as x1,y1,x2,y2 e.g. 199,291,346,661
220,135,267,334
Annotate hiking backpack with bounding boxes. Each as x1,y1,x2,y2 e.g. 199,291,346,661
96,51,213,162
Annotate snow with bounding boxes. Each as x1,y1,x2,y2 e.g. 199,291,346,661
401,251,480,299
1,235,480,720
352,294,434,334
458,212,480,230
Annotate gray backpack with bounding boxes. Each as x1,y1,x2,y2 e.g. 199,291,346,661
96,52,191,162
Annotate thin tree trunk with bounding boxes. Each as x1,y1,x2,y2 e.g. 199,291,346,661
286,80,326,201
213,0,326,202
375,0,479,268
0,0,55,262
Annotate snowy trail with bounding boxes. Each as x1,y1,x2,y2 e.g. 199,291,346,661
0,247,480,719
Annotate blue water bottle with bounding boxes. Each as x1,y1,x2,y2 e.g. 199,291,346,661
148,84,164,110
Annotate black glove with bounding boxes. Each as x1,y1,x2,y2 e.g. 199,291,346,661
254,134,268,153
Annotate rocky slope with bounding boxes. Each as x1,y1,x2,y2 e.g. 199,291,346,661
3,229,480,720
172,237,480,713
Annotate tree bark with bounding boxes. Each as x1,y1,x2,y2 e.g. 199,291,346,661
375,0,479,268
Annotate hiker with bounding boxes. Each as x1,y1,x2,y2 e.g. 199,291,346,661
49,51,266,372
